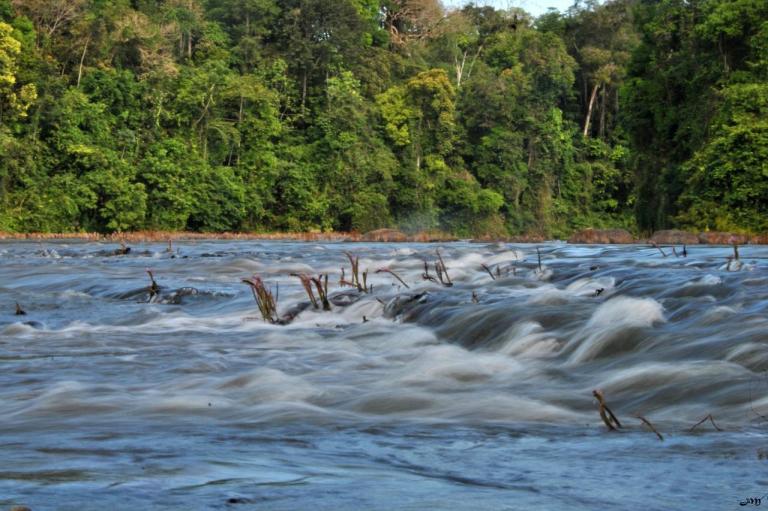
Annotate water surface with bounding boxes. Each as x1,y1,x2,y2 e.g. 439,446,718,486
1,240,766,510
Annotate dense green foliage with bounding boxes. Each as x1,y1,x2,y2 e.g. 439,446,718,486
0,0,765,235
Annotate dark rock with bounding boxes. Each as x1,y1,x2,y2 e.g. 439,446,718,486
649,230,700,245
568,228,634,244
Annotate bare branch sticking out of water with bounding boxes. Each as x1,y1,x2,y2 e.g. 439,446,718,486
689,414,723,432
480,263,496,280
242,275,278,323
651,243,667,257
435,249,452,286
733,243,740,261
115,240,131,256
536,247,543,273
291,273,318,309
311,275,331,311
636,415,664,441
344,252,364,292
146,269,160,303
15,302,26,315
422,260,438,284
339,267,356,289
593,389,622,431
376,268,410,289
472,291,479,304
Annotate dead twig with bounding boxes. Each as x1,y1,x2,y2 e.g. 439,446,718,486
593,389,622,431
434,249,453,287
636,415,664,441
242,275,279,323
422,260,439,283
480,263,496,280
536,247,543,273
651,242,667,257
339,267,357,288
291,273,318,309
376,268,410,289
343,252,371,293
119,241,131,255
311,274,331,311
146,269,160,303
689,414,723,432
344,252,363,292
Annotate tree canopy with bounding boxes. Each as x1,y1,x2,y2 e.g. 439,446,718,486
0,0,765,236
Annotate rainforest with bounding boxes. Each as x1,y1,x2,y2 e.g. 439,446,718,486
0,0,766,237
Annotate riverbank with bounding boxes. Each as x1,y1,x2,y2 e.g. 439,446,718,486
0,227,765,244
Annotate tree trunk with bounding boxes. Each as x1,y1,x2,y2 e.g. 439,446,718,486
583,83,599,138
598,85,606,138
76,35,90,88
454,51,467,88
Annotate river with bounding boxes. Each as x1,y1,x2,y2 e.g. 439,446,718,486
1,240,766,510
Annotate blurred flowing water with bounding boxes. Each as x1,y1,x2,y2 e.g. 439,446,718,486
1,240,767,510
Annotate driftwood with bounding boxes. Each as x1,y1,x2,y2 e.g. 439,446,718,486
15,302,26,316
651,242,667,257
593,389,622,431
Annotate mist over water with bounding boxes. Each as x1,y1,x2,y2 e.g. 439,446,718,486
1,240,767,510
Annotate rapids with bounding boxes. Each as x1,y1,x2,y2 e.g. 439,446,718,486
1,240,767,510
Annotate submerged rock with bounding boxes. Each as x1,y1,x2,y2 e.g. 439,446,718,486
568,228,634,244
